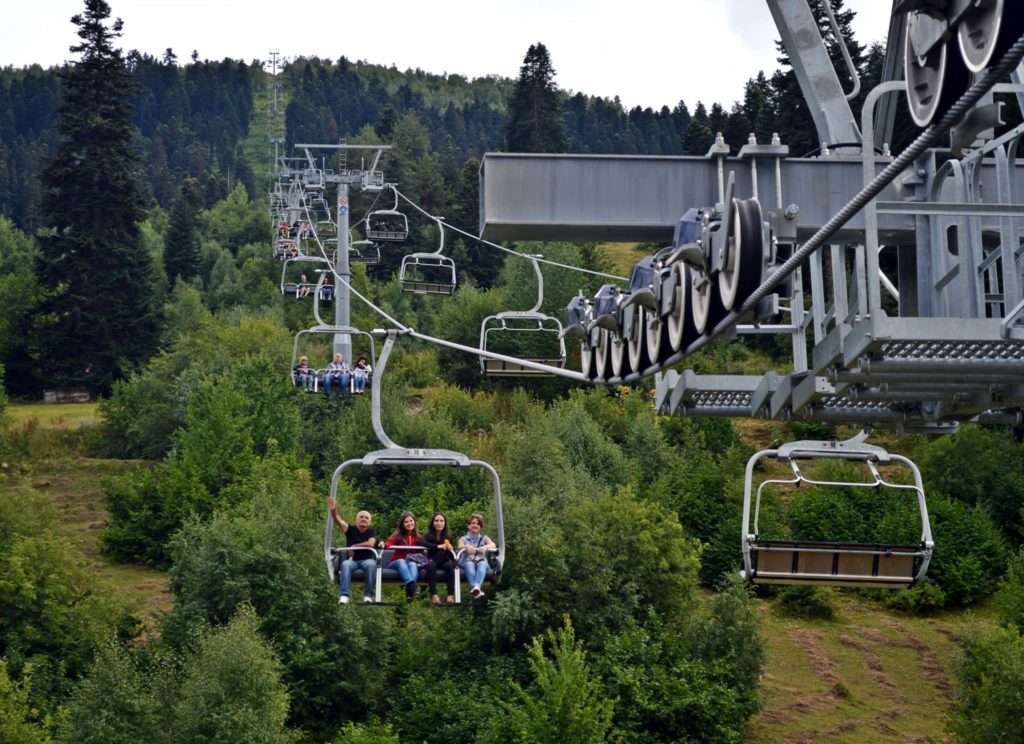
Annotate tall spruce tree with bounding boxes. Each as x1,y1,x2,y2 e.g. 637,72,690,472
164,177,200,285
505,43,569,153
35,0,158,392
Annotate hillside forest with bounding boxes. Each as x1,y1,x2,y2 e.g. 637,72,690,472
2,1,1024,743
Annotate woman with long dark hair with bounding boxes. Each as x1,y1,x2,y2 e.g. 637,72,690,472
419,512,456,605
384,511,424,600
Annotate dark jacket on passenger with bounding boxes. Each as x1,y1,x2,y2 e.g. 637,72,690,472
418,531,455,567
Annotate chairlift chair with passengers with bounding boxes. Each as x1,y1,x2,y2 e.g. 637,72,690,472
349,238,381,266
280,255,332,298
290,295,377,393
324,329,505,604
740,434,934,588
365,187,409,242
479,256,567,376
399,216,457,296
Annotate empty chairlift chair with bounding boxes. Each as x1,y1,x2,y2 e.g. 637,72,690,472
324,330,505,603
399,217,457,296
479,256,566,376
740,436,934,588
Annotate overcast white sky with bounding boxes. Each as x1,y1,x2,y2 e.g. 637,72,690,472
4,1,892,110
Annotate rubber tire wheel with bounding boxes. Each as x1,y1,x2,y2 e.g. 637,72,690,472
593,329,612,383
958,0,1024,73
580,340,594,381
627,306,649,374
646,308,668,366
905,17,970,128
690,263,728,337
667,262,699,353
610,327,630,380
718,198,764,312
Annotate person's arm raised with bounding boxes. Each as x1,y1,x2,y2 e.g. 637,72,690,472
327,497,348,532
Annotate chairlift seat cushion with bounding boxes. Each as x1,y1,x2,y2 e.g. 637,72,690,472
483,358,563,376
400,280,455,296
748,539,920,587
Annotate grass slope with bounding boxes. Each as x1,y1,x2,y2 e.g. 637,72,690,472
747,595,982,742
2,403,171,632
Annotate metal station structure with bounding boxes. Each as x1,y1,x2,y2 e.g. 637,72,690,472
478,0,1024,434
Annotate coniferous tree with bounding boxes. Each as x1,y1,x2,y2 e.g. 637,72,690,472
771,0,865,155
505,43,569,153
685,102,714,155
35,0,158,392
163,177,200,285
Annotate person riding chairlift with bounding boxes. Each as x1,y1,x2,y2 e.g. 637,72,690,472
293,355,316,392
352,356,372,394
419,512,456,605
385,512,427,601
322,353,351,397
458,513,496,599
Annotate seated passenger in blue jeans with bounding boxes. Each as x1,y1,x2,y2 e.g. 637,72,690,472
385,511,426,601
328,497,377,604
458,512,497,599
323,353,351,397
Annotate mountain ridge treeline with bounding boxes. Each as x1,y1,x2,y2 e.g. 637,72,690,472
2,0,899,233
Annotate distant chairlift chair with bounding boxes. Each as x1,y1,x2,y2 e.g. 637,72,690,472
365,187,409,242
349,239,381,266
399,217,457,296
324,330,505,603
280,255,332,299
479,256,567,376
290,299,377,394
740,435,934,588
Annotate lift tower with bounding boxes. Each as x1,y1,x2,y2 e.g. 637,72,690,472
291,143,390,362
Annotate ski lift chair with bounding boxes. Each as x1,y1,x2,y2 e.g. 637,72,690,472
290,320,377,394
324,331,505,603
740,435,934,588
350,239,381,266
399,217,456,296
479,256,567,376
365,187,409,242
280,256,331,298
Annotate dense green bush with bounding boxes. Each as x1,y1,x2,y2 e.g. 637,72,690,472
918,425,1024,543
103,355,303,564
59,608,293,744
996,547,1024,629
497,486,701,644
172,606,292,744
596,581,764,743
0,660,50,744
99,310,292,460
777,586,837,620
494,620,614,744
951,625,1024,743
0,486,137,715
648,450,740,586
166,480,397,732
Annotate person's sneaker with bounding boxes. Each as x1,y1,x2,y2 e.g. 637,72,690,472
471,586,481,598
338,595,350,604
363,596,374,604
